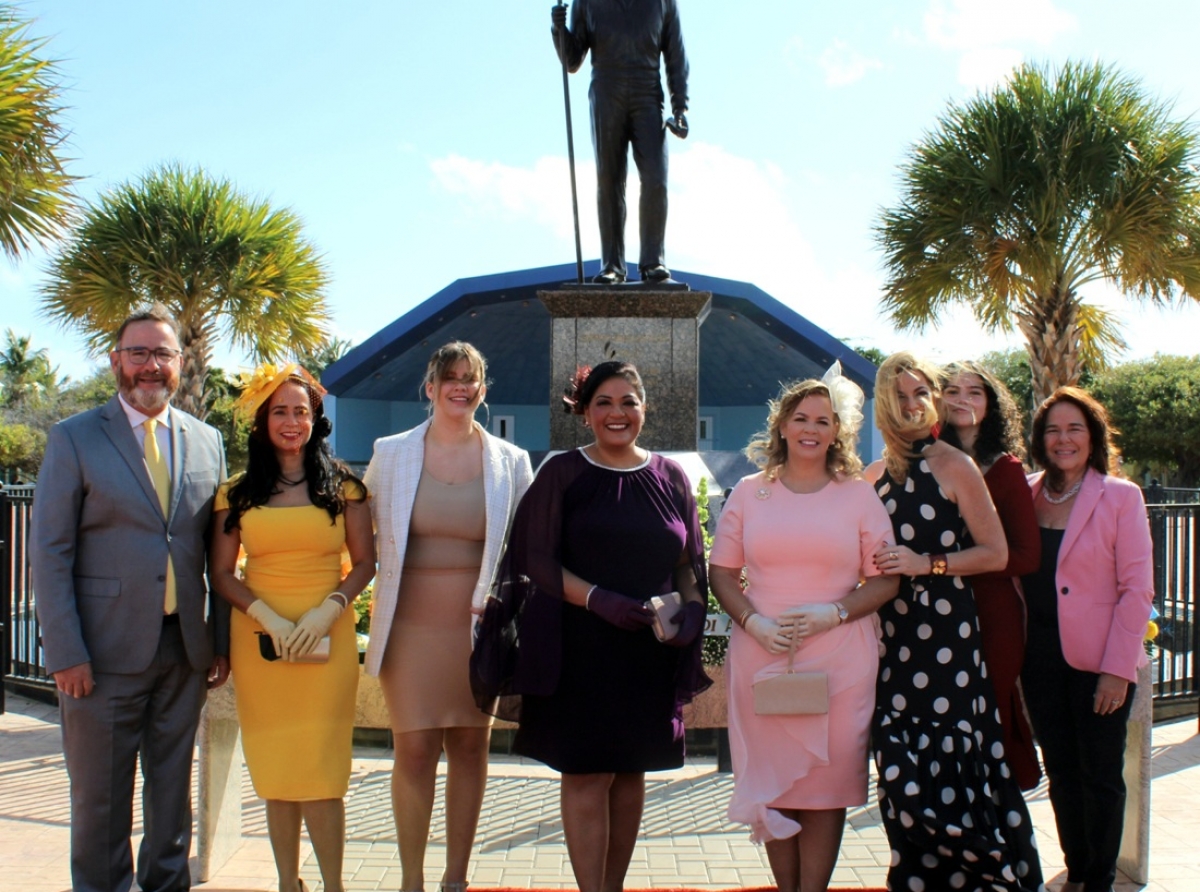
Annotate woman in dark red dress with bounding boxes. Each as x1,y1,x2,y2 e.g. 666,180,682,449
940,360,1042,789
471,360,710,892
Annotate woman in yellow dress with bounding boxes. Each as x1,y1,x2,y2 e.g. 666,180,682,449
211,364,375,892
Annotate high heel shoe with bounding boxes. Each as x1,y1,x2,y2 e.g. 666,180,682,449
440,883,468,892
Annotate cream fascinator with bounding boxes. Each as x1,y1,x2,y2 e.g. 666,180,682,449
233,362,326,422
821,361,865,435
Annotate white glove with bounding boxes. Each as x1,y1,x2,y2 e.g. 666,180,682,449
286,596,345,658
744,613,790,654
779,603,841,640
247,599,296,662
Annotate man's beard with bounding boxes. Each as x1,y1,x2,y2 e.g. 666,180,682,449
120,371,175,414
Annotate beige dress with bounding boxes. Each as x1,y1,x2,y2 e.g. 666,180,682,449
379,469,490,733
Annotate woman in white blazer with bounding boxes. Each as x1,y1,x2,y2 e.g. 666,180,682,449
363,342,533,892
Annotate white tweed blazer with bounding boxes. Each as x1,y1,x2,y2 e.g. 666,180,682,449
361,418,533,677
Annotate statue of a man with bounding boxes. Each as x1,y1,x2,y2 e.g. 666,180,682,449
551,0,689,285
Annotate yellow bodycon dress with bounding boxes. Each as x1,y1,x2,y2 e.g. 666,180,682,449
217,480,363,801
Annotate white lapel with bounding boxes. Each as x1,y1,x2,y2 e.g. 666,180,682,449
387,419,430,564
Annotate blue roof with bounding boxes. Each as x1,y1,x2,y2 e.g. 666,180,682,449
322,261,877,406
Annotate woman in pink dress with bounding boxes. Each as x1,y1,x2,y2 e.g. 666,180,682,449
709,366,896,892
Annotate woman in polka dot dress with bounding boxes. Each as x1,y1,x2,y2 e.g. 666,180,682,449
866,353,1044,892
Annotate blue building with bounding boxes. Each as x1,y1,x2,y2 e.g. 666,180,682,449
321,261,879,485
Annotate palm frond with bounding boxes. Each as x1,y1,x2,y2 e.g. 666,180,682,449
0,6,77,258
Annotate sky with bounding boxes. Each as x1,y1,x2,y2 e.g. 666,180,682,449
4,0,1200,384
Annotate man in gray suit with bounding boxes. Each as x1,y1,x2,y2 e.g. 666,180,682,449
31,305,229,892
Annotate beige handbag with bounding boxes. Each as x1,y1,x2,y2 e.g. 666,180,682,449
752,633,829,715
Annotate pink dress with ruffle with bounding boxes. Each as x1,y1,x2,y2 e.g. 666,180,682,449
710,474,893,843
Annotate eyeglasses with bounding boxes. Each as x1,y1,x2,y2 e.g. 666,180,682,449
114,347,183,365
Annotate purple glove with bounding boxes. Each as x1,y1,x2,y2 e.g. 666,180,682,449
667,600,705,647
587,587,653,631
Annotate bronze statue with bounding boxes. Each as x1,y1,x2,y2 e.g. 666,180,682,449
551,0,689,285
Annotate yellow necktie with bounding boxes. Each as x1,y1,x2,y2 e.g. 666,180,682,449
144,418,177,615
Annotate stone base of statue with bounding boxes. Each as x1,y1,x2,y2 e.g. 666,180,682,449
192,681,243,882
540,287,712,452
1117,660,1153,884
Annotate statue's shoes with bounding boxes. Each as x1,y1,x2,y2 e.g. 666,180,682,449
593,269,626,284
640,264,672,282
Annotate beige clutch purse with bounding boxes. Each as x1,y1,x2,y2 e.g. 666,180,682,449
752,634,829,715
293,636,331,664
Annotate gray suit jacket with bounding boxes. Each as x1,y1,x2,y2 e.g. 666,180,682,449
31,395,229,675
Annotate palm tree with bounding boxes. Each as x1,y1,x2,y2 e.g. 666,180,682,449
876,60,1200,403
298,335,354,380
0,5,76,258
40,164,331,419
0,328,57,408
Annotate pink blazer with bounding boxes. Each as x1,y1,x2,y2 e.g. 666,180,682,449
1028,468,1153,682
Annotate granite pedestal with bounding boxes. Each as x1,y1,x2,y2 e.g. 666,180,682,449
540,287,712,452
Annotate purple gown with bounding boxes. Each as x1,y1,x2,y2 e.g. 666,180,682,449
472,449,710,773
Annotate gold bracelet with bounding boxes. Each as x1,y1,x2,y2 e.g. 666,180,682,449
737,607,755,628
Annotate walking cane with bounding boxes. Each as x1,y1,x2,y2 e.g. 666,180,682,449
554,0,585,284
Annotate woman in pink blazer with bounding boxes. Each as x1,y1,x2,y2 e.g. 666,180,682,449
1022,387,1154,892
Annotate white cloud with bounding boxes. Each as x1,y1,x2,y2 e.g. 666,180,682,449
956,46,1026,90
921,0,1076,88
923,0,1075,49
817,39,884,87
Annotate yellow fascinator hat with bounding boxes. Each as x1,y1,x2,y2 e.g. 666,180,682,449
233,362,326,423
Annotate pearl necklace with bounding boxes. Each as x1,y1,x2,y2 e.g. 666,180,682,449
1042,479,1083,504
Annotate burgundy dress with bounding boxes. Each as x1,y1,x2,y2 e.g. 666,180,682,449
973,454,1042,790
471,449,710,773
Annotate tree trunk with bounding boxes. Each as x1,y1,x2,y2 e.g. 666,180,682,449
1016,284,1084,406
174,321,212,421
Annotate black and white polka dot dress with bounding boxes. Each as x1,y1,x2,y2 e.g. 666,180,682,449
873,441,1044,892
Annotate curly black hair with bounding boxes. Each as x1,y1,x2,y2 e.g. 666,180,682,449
939,360,1027,465
223,375,361,533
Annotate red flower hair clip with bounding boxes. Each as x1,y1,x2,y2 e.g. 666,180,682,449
562,364,593,414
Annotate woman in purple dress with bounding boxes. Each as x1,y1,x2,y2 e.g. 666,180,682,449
472,360,710,892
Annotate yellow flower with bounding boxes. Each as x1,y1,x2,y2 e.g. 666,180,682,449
1144,620,1159,642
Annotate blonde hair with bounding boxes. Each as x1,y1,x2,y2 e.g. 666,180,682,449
421,341,488,415
745,380,863,480
875,352,944,482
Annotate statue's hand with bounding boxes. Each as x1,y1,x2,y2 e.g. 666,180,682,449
666,113,689,139
551,4,568,29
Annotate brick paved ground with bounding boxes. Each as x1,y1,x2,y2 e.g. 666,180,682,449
3,694,1198,891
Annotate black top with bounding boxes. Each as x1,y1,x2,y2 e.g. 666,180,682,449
1023,527,1065,633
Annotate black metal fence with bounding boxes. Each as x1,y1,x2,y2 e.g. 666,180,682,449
1146,501,1199,717
1,484,44,712
1145,483,1200,505
4,484,1198,718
